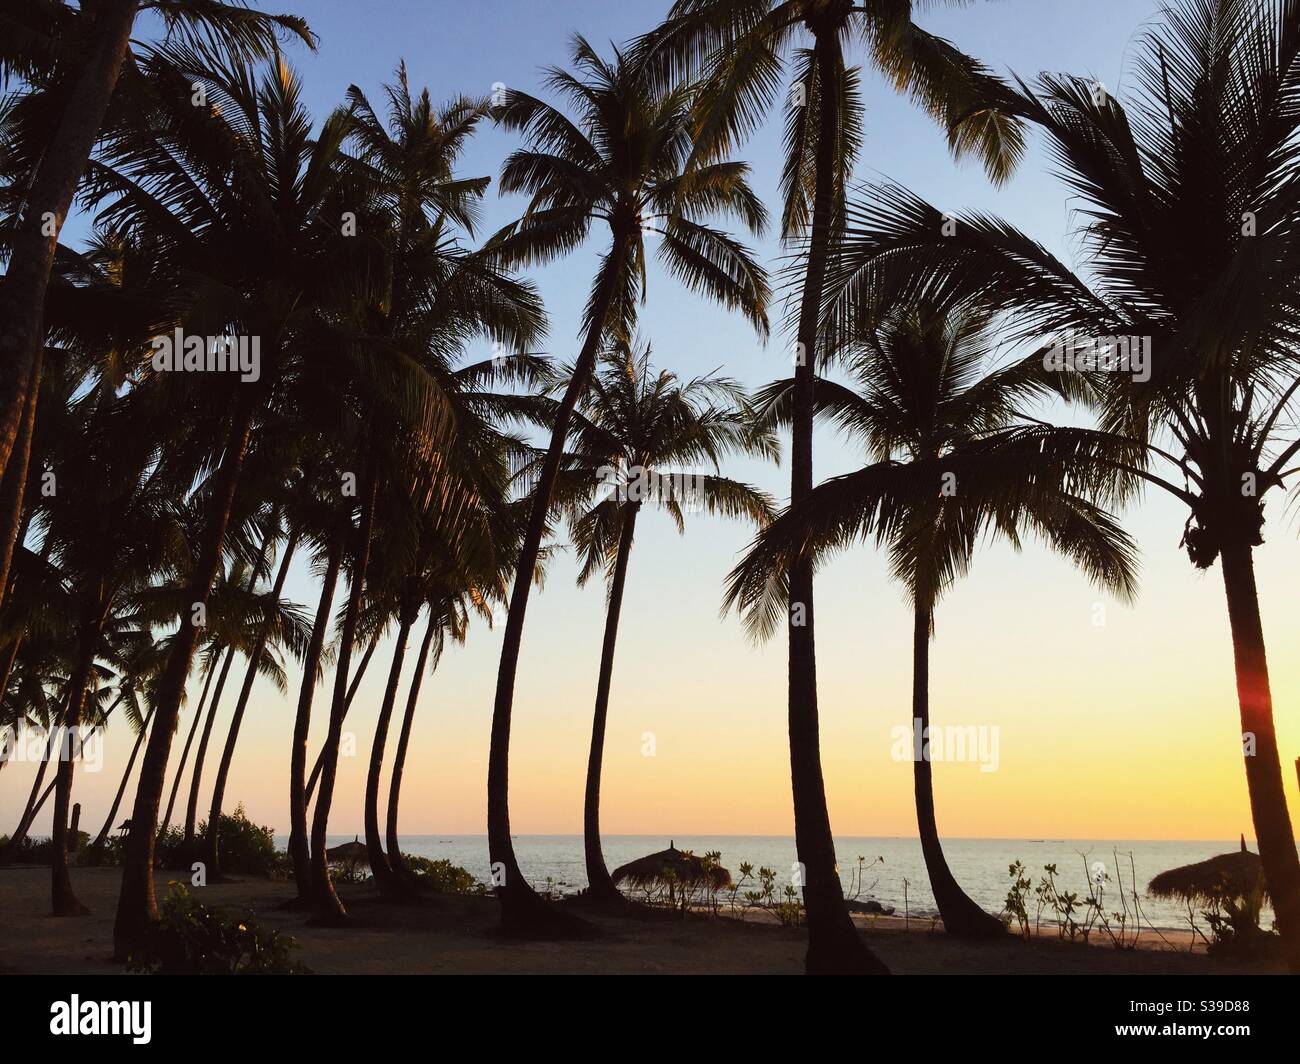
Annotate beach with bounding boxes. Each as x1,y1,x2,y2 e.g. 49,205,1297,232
1,865,1283,976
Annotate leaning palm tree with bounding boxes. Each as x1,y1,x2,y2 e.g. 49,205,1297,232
0,1,314,606
731,300,1139,936
634,0,1024,973
817,0,1300,972
547,340,776,902
82,46,375,954
483,35,769,932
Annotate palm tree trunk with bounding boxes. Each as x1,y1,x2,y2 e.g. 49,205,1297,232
364,606,416,897
0,371,38,613
4,728,56,854
202,530,299,879
51,616,104,916
583,502,639,902
289,541,341,899
0,0,138,528
387,610,437,881
160,657,217,835
91,709,155,851
488,236,631,933
183,643,236,843
113,408,255,959
304,631,378,805
787,28,887,976
309,462,379,921
1220,539,1300,973
911,605,1004,937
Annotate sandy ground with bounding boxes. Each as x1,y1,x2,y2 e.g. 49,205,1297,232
0,865,1283,974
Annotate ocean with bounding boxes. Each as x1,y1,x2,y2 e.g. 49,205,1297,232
297,834,1265,932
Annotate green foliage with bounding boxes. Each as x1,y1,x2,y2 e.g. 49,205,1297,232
400,854,482,894
156,805,284,877
126,883,308,975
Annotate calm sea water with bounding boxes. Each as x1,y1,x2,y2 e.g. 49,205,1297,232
296,834,1263,931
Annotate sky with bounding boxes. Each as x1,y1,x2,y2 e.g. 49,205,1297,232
8,0,1300,844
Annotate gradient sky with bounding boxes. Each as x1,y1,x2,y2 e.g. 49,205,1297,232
10,0,1299,842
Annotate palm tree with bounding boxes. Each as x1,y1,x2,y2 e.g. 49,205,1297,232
485,35,769,931
0,1,314,608
302,70,545,921
202,525,311,878
81,47,374,954
816,0,1300,972
730,300,1138,935
549,340,775,901
634,0,1024,974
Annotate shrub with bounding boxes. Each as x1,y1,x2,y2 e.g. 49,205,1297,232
155,806,280,877
400,854,482,894
126,883,308,974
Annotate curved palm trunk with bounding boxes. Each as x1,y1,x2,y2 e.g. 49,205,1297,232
51,615,105,916
4,728,57,854
1220,540,1300,973
583,503,639,902
0,372,39,611
183,644,236,843
911,605,1004,937
113,409,255,960
787,28,887,975
289,542,342,899
91,709,155,851
160,658,217,835
387,611,437,881
364,608,416,897
0,0,138,528
488,237,630,933
309,465,379,921
202,532,299,878
304,631,378,805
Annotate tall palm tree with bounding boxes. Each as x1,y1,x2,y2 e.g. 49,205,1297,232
816,0,1300,972
81,47,374,954
549,340,775,901
730,300,1138,935
302,70,545,921
0,1,314,608
484,35,769,932
634,0,1024,973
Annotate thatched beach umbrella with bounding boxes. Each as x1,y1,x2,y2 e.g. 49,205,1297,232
611,841,731,901
1148,836,1268,906
326,835,369,866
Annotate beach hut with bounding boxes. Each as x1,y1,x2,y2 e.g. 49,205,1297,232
611,841,730,908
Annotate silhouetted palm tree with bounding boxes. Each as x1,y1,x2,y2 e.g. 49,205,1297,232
548,340,775,900
816,0,1300,972
730,300,1138,936
0,1,314,609
635,0,1024,973
484,35,769,932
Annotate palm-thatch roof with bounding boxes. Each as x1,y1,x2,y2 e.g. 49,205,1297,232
326,835,369,865
1148,836,1267,905
611,842,731,892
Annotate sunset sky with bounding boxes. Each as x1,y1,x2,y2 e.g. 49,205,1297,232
10,0,1299,843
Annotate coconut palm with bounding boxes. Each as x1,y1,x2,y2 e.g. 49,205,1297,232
302,71,545,921
729,299,1139,935
484,35,769,931
0,1,314,608
816,0,1300,971
80,47,378,954
546,340,776,901
634,0,1025,974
